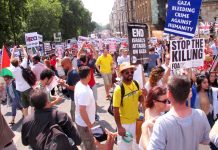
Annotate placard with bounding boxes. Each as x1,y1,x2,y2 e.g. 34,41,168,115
150,37,158,45
128,23,149,64
25,32,43,48
164,0,203,39
170,38,205,70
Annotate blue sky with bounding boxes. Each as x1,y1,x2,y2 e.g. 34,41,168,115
81,0,115,25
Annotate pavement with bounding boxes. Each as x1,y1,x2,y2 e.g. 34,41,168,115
0,75,210,150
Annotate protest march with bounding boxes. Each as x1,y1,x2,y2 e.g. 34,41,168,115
0,0,218,150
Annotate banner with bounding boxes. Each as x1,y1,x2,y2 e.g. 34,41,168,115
25,32,43,48
55,44,64,58
44,42,54,56
128,23,149,64
170,38,205,70
164,0,202,39
109,40,117,52
150,37,158,45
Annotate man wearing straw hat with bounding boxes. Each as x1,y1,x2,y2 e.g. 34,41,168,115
113,62,144,150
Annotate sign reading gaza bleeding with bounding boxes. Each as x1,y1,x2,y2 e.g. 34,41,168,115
170,38,205,70
128,23,148,64
164,0,202,38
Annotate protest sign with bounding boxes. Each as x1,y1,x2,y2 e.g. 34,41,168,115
25,32,43,48
150,37,158,45
109,40,116,52
10,48,20,58
164,0,203,39
44,42,54,56
55,44,64,58
170,38,205,70
128,23,149,64
53,32,62,42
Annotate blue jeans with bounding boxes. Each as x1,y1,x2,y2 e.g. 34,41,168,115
11,91,23,117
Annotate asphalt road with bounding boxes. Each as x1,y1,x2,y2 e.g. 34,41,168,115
0,76,210,150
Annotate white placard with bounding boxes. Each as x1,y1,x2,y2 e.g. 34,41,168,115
25,32,43,48
170,38,205,70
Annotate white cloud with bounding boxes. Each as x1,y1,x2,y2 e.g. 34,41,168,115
81,0,114,25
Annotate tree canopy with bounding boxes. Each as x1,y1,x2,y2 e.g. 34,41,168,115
0,0,96,46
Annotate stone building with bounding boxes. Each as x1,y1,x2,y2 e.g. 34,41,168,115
109,0,218,36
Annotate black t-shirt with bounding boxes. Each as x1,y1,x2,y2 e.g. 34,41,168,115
66,69,80,101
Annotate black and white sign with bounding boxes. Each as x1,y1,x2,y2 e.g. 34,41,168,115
128,23,149,64
170,38,205,70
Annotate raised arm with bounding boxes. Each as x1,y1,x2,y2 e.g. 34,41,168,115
21,45,28,59
77,42,86,59
11,46,17,59
89,44,98,59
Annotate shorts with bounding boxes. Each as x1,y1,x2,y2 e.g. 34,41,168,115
117,122,139,150
76,124,96,150
101,73,112,86
20,88,32,108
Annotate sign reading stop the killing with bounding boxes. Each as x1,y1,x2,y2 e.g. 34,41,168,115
170,38,205,70
128,23,149,64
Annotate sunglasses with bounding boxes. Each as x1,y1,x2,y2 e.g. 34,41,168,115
123,70,134,75
155,99,170,104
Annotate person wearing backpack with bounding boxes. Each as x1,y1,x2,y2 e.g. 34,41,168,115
113,62,144,150
10,46,34,117
21,88,81,150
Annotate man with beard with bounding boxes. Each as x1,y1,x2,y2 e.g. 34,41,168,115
113,62,144,150
59,57,80,121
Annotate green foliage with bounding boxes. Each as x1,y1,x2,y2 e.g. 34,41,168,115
26,0,62,41
0,0,96,46
0,0,27,45
60,0,96,39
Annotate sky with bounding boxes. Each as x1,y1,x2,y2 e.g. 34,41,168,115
81,0,115,25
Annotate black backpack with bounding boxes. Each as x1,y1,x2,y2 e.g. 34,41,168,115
30,110,75,150
20,66,36,86
108,80,139,116
44,110,75,150
44,125,73,150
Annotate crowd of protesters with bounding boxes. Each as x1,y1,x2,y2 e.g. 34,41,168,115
0,36,218,150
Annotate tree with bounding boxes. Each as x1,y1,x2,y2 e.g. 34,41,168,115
0,0,96,46
60,0,95,40
0,0,27,45
26,0,62,41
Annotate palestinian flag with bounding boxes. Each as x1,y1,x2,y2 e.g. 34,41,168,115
0,46,13,77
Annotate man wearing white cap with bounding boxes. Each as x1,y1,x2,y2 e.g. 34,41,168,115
113,62,144,150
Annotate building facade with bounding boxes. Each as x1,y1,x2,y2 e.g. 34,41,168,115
110,0,218,36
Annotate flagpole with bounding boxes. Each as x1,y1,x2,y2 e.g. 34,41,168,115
0,45,4,70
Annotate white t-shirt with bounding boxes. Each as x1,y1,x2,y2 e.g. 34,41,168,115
72,57,78,70
74,81,96,127
144,80,163,91
10,58,31,92
133,65,144,89
117,55,130,65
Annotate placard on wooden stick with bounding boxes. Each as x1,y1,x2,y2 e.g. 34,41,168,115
128,23,149,65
